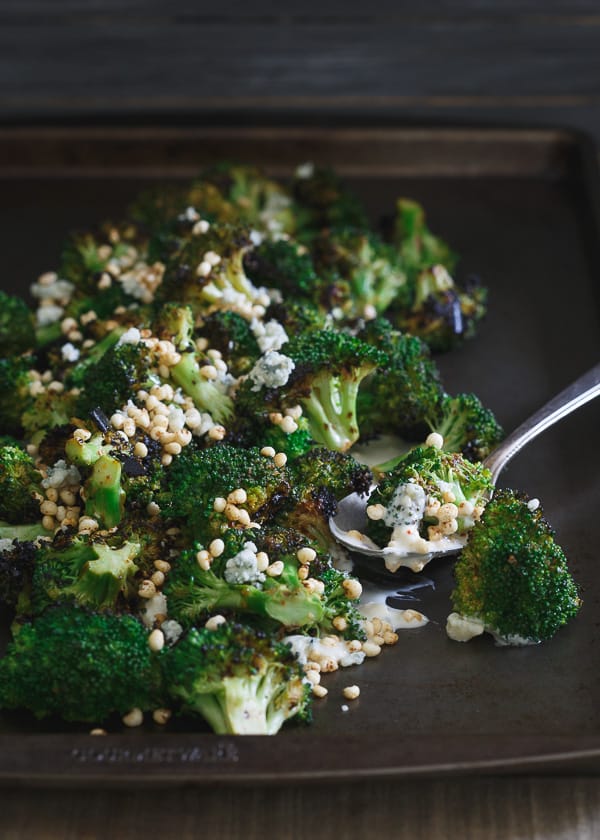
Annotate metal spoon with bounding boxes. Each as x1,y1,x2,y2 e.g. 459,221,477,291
330,361,600,574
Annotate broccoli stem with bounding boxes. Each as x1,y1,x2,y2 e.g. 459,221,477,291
196,671,292,735
170,353,233,425
84,454,124,528
0,521,53,541
66,541,140,608
301,375,361,452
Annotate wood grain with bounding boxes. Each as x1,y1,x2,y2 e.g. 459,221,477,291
0,778,599,839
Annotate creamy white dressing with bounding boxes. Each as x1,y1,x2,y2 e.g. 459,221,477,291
358,582,429,631
446,613,540,647
284,635,365,669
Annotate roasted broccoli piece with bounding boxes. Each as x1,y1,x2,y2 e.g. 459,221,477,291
394,198,457,277
162,621,310,734
0,356,35,436
160,223,269,319
0,604,160,722
292,165,368,236
245,329,385,453
259,418,315,461
0,445,44,523
197,309,261,377
165,528,326,632
357,317,445,440
392,265,488,352
364,443,493,552
0,291,35,356
243,238,324,303
75,340,156,417
289,447,372,502
265,299,330,336
426,392,504,462
0,539,37,609
448,490,581,644
169,348,234,426
311,228,406,318
31,531,141,614
65,327,125,390
160,444,291,541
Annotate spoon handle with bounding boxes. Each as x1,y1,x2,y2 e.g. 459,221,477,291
483,361,600,485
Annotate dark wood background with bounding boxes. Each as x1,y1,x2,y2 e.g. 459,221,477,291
1,0,600,143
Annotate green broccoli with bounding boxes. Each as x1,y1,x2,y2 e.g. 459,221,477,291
289,447,372,502
75,340,156,417
198,309,261,377
0,604,160,722
161,621,310,734
160,223,269,319
83,453,125,529
292,165,368,236
0,445,44,523
427,392,504,462
164,528,326,632
243,238,324,303
0,291,35,356
449,490,582,644
169,349,234,426
265,299,330,336
0,356,35,436
160,444,291,542
364,443,493,550
259,329,385,453
0,539,37,609
394,198,457,277
31,531,141,614
311,228,406,318
357,317,445,440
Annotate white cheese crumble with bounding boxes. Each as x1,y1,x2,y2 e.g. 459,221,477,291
223,542,265,586
527,498,540,512
0,538,15,554
61,342,80,363
446,612,485,642
295,162,315,179
36,304,64,326
249,229,264,246
161,619,184,646
140,592,168,628
117,327,142,346
30,278,74,302
248,351,295,392
284,635,366,669
250,318,289,353
41,460,81,489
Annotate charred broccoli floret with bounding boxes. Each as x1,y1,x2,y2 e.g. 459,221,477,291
0,445,44,523
164,528,326,632
243,238,324,304
161,621,310,734
0,291,35,356
292,165,368,236
0,356,35,436
311,228,406,318
160,444,291,541
0,604,160,722
427,392,504,462
75,340,156,417
448,490,581,644
357,317,445,440
365,443,493,553
0,539,37,609
197,309,261,377
31,531,141,614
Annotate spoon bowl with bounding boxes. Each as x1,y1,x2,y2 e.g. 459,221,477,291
330,361,600,574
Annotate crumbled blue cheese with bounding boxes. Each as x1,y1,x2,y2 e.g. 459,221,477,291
250,318,289,353
248,351,295,392
36,304,64,326
284,635,366,669
224,542,265,586
41,460,81,489
61,342,80,363
117,327,142,346
140,592,168,628
295,162,315,179
30,278,74,302
0,538,15,554
161,619,184,646
249,229,264,246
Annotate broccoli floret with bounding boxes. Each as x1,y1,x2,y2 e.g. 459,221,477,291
161,621,310,734
357,318,445,440
311,228,406,318
289,447,372,501
160,223,268,319
31,531,141,614
265,299,330,336
392,265,488,352
0,604,160,722
0,356,35,436
165,529,326,632
153,302,195,351
259,418,315,461
169,349,234,426
449,490,581,644
394,198,457,277
198,309,261,377
66,327,125,390
75,340,156,417
200,163,295,235
277,330,386,452
427,392,504,462
21,388,78,439
365,444,493,550
243,239,323,303
0,539,37,608
0,445,44,523
0,291,35,356
160,444,291,541
292,165,368,236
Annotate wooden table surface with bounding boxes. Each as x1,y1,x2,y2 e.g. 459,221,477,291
0,777,599,838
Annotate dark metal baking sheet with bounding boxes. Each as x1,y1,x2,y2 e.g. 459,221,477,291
0,123,599,784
